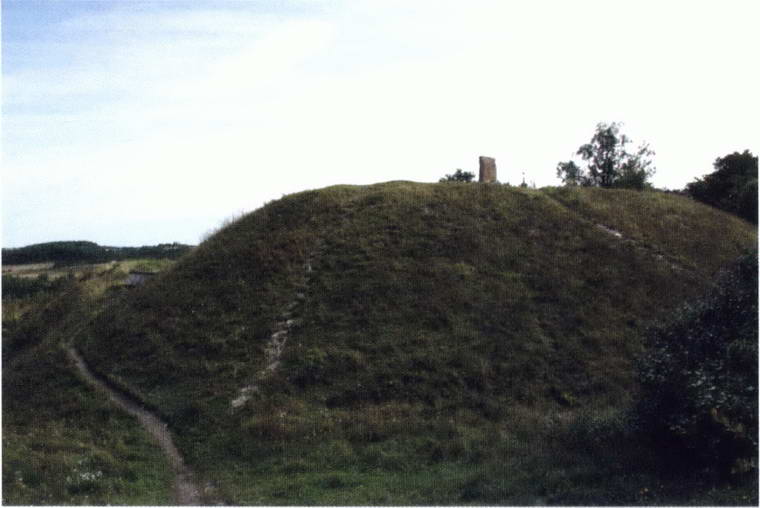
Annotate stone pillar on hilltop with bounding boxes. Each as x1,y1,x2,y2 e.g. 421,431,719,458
479,156,497,183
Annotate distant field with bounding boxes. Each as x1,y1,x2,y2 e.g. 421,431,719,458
2,259,177,324
2,262,56,275
2,262,118,279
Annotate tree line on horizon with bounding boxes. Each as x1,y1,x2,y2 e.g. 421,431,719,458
1,240,193,267
441,122,757,224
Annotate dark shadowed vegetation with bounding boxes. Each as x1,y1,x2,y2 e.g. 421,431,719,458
637,250,758,478
2,272,69,300
686,150,757,224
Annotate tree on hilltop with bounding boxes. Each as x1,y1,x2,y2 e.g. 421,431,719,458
557,122,656,190
440,169,475,183
686,150,757,224
556,161,583,186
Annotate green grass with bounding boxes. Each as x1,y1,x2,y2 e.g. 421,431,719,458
544,186,753,277
2,342,174,505
23,182,760,504
2,260,179,505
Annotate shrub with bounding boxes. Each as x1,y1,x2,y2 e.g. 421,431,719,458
686,150,758,224
439,169,475,183
636,250,758,476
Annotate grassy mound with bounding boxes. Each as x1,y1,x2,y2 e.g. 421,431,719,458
73,182,755,504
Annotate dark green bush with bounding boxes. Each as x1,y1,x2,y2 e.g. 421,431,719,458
686,150,758,224
636,250,758,476
439,169,475,183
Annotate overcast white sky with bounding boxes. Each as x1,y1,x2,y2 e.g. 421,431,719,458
3,0,759,247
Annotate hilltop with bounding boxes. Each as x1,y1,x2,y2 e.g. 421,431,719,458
4,182,757,504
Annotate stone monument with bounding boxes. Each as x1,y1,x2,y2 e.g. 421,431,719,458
479,156,497,183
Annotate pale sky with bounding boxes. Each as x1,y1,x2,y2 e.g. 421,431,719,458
3,0,759,247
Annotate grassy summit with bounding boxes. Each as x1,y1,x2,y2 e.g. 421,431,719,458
66,182,756,503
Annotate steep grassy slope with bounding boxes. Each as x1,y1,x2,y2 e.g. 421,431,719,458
75,182,756,504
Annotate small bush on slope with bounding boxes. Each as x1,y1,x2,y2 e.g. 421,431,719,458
636,250,758,477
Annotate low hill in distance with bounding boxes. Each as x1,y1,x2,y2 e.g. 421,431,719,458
2,240,193,267
4,181,757,504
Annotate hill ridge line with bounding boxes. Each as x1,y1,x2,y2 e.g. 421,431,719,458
541,192,706,280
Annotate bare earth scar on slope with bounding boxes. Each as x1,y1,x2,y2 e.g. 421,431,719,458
231,239,325,410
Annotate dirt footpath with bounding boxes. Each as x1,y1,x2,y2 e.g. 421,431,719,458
67,347,213,505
